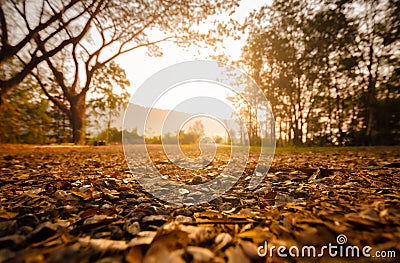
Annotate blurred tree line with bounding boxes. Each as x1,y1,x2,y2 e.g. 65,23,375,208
1,0,398,146
240,0,399,146
144,120,207,145
100,121,212,145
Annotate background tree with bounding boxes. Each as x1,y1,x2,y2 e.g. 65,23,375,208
240,0,399,146
47,102,72,143
227,87,262,146
188,120,205,141
349,0,400,145
88,61,130,143
0,74,50,144
94,127,122,143
122,128,143,144
26,0,239,144
178,120,205,145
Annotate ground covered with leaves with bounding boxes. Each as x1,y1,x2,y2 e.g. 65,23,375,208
0,145,399,262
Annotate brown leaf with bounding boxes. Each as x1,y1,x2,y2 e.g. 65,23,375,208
125,246,144,263
238,240,260,260
70,190,91,200
214,233,232,251
143,230,189,263
142,243,181,263
79,208,100,219
237,228,273,244
125,221,141,236
180,225,215,244
186,246,214,263
0,210,18,220
83,215,116,226
129,231,157,246
226,245,250,263
79,236,129,251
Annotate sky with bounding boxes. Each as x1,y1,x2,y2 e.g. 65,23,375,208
114,1,270,139
151,81,233,116
115,0,267,108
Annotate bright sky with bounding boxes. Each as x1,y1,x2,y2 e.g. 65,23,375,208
151,81,233,114
115,0,267,109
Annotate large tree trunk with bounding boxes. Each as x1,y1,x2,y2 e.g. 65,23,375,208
69,95,86,145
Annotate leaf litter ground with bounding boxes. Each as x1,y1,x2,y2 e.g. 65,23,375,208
0,145,399,262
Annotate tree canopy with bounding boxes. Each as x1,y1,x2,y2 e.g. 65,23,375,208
239,0,399,146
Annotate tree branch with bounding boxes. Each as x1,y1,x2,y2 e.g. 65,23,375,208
32,69,70,115
15,53,69,114
0,0,83,66
0,2,8,47
0,0,105,97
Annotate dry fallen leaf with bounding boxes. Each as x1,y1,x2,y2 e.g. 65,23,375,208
237,228,274,244
70,190,91,200
226,245,250,263
0,145,399,262
79,237,129,251
214,232,232,251
125,246,144,263
0,210,18,220
186,246,214,263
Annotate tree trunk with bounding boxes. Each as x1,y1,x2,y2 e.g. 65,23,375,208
365,45,377,146
279,117,283,147
69,95,86,145
293,128,302,146
0,94,4,115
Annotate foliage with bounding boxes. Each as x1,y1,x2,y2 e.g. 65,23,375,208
178,120,205,145
240,0,400,146
188,120,205,139
178,131,198,145
122,129,144,144
213,135,224,144
93,127,122,143
0,76,51,144
47,104,72,143
88,61,130,142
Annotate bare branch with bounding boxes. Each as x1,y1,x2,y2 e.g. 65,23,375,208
15,52,68,114
0,0,105,97
81,36,173,97
0,0,81,64
0,3,8,47
32,69,69,115
39,0,45,24
10,0,30,31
